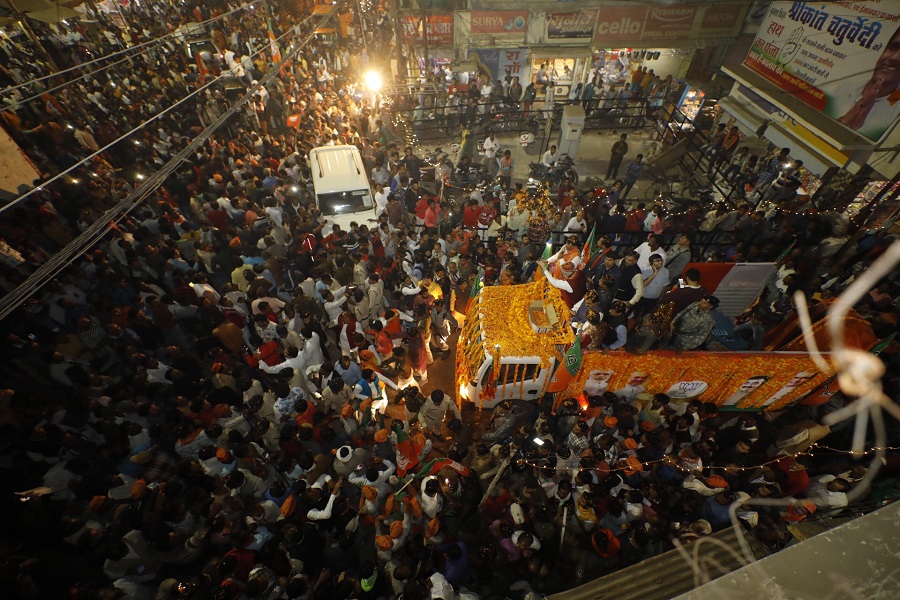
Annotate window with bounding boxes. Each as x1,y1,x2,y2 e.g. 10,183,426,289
496,362,540,385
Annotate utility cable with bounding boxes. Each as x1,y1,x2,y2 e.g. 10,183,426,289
0,0,263,97
0,9,315,215
0,7,337,321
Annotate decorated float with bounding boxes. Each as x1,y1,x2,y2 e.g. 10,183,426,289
454,279,870,412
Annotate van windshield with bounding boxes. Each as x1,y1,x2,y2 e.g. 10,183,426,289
317,190,373,215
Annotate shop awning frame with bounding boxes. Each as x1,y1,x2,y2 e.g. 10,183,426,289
722,64,873,152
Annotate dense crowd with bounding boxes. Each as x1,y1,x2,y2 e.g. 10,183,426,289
1,2,900,600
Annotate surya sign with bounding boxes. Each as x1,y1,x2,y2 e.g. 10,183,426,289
471,10,528,35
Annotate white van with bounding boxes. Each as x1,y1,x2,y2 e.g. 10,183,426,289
309,145,375,231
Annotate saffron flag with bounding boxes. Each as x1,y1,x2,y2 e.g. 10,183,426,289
581,224,596,263
266,17,282,63
546,336,583,393
394,427,425,477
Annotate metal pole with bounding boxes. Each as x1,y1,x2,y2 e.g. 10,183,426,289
420,0,429,77
8,3,60,73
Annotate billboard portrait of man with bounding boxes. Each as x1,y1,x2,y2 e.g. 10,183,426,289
723,375,770,406
615,371,650,402
584,369,615,397
836,26,900,140
760,372,817,407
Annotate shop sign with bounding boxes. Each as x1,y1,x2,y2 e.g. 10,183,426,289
401,15,454,45
699,5,745,36
642,5,697,41
468,48,531,85
593,4,746,44
547,10,598,39
743,0,900,142
470,10,528,35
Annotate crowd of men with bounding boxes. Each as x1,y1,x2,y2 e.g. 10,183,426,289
1,1,900,600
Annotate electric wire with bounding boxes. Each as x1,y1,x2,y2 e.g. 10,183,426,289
0,0,263,98
0,9,316,215
0,7,335,321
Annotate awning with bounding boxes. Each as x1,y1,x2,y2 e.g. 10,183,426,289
689,36,737,49
723,64,873,152
25,5,77,22
0,0,78,22
529,46,593,60
718,96,766,133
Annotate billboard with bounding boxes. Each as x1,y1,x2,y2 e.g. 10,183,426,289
401,15,454,45
593,4,747,45
470,10,528,35
469,48,531,85
743,1,900,142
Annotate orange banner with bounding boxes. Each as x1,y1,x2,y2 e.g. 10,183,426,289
562,350,829,411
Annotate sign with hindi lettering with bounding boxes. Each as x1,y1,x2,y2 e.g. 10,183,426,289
401,15,454,45
743,1,900,142
546,10,599,40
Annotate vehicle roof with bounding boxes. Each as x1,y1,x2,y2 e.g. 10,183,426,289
309,146,368,191
474,280,573,365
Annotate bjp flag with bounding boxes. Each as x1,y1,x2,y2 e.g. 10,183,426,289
546,337,583,393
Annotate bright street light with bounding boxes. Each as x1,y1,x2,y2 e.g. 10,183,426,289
363,70,382,92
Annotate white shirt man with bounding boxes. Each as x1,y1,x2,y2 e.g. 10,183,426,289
323,287,349,323
542,145,560,167
635,239,667,271
482,134,500,165
418,391,462,431
641,256,670,301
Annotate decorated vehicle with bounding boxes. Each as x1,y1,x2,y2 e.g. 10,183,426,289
455,279,839,411
456,279,573,410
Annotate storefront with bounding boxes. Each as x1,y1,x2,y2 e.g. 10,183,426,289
399,14,455,77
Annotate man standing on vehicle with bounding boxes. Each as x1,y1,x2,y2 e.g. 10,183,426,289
607,133,629,179
482,130,500,170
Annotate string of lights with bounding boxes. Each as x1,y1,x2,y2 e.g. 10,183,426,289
510,441,900,474
432,175,872,232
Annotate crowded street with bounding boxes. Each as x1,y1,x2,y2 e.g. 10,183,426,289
1,1,900,599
